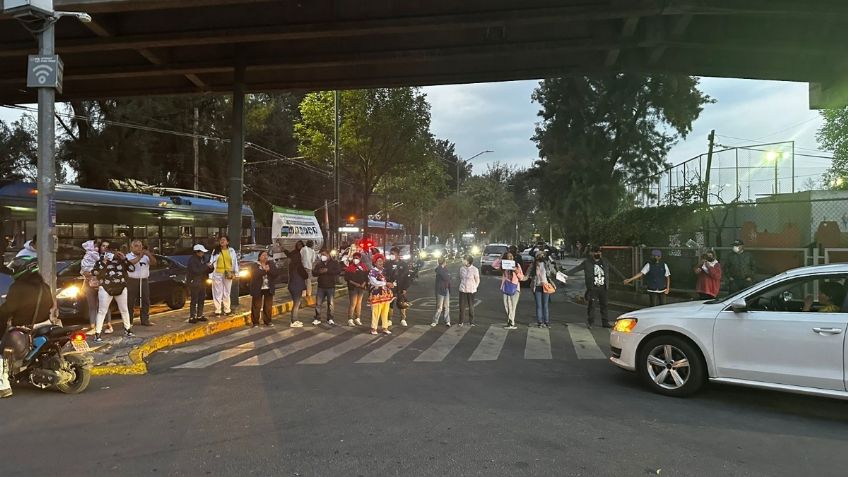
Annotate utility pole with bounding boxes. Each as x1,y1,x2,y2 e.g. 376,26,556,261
333,90,340,250
193,106,199,192
227,58,246,310
703,129,715,205
36,20,57,297
456,159,462,195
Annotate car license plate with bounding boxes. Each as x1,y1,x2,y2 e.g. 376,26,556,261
71,340,90,352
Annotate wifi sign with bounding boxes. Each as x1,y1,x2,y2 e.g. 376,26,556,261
26,54,64,93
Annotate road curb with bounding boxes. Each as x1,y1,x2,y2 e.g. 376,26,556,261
92,288,349,376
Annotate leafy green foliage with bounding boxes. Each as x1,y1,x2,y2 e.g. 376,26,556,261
817,106,848,190
0,117,36,181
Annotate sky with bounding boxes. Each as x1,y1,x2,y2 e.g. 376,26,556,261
1,77,831,180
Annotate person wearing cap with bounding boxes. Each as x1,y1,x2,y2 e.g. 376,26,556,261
187,244,212,324
725,239,755,294
384,246,411,327
565,245,626,328
312,248,342,326
624,249,671,307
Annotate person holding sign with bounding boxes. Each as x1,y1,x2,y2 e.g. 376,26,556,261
494,251,526,330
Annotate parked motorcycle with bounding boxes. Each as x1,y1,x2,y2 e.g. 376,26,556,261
3,324,93,394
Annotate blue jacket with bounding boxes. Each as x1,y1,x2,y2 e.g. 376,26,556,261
434,265,451,297
249,261,279,297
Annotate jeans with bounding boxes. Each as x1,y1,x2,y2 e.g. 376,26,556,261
251,290,274,325
433,291,450,324
95,288,131,334
290,294,303,323
503,289,520,325
127,277,151,325
211,273,232,314
189,283,206,318
315,287,335,321
348,287,365,320
84,283,99,327
534,287,550,324
587,288,609,325
458,292,475,324
371,301,391,331
648,292,667,307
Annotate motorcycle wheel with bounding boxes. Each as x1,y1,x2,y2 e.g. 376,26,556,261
56,355,92,394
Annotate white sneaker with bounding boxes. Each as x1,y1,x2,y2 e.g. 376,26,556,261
430,323,437,327
312,319,321,326
328,320,336,326
383,329,392,335
348,319,355,326
400,320,408,327
354,318,362,326
370,329,378,335
291,321,304,328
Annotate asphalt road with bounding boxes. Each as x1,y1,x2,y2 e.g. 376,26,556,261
2,261,847,477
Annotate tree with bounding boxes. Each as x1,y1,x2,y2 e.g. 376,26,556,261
295,88,432,237
0,117,37,181
817,106,848,190
532,74,712,238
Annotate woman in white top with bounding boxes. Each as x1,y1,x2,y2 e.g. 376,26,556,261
458,255,480,326
209,235,240,316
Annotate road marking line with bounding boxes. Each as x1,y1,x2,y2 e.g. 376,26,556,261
298,332,379,364
356,326,430,363
173,328,302,368
233,327,347,366
568,324,606,359
172,328,256,354
414,325,471,362
525,327,553,359
469,325,508,361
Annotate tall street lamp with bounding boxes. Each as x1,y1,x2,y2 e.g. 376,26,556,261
456,150,493,194
766,150,782,195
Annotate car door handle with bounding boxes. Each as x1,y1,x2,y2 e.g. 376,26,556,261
812,327,843,335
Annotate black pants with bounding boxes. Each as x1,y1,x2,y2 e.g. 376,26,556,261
587,288,609,325
459,292,476,324
189,283,206,318
251,289,274,325
127,277,151,325
648,292,667,307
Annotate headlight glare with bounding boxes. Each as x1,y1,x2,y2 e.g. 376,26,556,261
57,285,80,299
238,269,250,278
613,318,638,333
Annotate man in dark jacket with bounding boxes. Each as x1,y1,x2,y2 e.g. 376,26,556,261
566,245,626,328
248,250,279,327
187,244,212,323
432,257,452,327
384,246,411,326
312,248,342,326
724,239,755,294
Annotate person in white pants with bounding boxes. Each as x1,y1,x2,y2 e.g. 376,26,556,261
92,252,134,343
209,235,239,316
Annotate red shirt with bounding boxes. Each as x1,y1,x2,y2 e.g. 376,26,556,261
696,262,722,298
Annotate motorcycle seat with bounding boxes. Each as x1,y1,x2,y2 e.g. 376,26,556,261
33,325,60,337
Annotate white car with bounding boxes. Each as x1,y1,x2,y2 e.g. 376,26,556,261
479,244,509,274
610,264,848,400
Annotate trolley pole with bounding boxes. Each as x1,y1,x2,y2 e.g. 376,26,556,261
36,20,57,297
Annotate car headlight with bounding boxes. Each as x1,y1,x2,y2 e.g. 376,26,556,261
433,250,442,258
613,318,638,333
57,285,81,300
401,254,411,260
471,246,480,255
238,269,250,278
419,251,427,259
330,249,338,257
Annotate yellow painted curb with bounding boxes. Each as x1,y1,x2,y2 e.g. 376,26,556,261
92,288,348,376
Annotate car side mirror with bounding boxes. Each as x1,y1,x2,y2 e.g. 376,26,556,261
730,298,748,313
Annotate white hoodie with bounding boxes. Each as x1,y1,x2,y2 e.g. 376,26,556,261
80,240,100,274
15,240,36,258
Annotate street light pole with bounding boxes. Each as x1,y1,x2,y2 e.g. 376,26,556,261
333,90,340,250
36,19,57,296
455,150,493,194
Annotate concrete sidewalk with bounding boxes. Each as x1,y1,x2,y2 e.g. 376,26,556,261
90,285,347,375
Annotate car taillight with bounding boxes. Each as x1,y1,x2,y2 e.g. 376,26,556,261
71,331,87,342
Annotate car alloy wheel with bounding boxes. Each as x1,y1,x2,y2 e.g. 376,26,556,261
646,344,690,390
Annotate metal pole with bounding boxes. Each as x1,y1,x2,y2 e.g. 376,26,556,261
383,195,389,251
324,199,330,248
456,159,461,195
774,156,779,195
193,106,199,192
791,141,795,193
36,20,57,296
333,90,340,250
227,58,246,310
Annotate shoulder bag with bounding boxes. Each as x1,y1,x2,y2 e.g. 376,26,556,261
500,277,518,296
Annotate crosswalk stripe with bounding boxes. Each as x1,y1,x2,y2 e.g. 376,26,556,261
568,324,606,359
172,328,256,354
299,333,378,364
233,327,347,366
469,325,508,361
356,325,430,364
414,325,471,362
524,327,552,359
173,328,302,368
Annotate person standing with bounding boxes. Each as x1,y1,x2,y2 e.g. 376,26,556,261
209,236,239,316
566,245,625,328
623,249,671,307
301,240,317,297
345,252,368,326
458,255,480,326
286,246,307,328
92,249,134,343
725,239,755,294
383,246,409,327
528,251,556,327
368,254,394,335
494,251,525,329
187,244,211,323
126,239,157,327
80,239,102,334
694,249,722,300
432,257,452,327
312,248,341,326
249,250,278,327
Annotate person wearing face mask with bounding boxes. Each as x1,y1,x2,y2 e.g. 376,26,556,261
527,251,557,327
312,248,341,326
565,245,626,328
457,255,480,326
345,252,369,326
694,250,722,300
368,254,394,335
725,239,755,294
624,249,671,307
383,246,410,327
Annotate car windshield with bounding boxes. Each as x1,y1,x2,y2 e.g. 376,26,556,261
484,245,508,255
57,260,80,277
